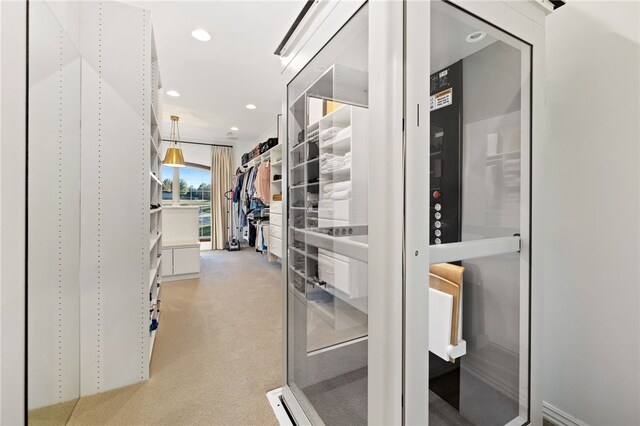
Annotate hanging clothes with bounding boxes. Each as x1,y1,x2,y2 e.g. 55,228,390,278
233,172,244,203
255,161,271,205
246,164,259,200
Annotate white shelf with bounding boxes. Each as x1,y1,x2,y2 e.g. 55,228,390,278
150,135,159,154
150,232,162,251
150,171,162,185
289,246,306,257
290,141,305,153
149,265,159,291
162,239,200,249
290,266,307,280
319,104,348,124
149,309,160,362
320,167,351,181
242,143,283,168
290,183,308,190
320,134,351,154
150,101,159,128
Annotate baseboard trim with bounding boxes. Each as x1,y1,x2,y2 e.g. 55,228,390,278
162,273,199,282
543,402,589,426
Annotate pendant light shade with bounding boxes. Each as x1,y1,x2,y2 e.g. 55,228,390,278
163,146,185,167
163,115,186,167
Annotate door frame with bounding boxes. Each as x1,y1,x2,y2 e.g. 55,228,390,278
404,1,547,424
278,1,406,424
277,0,548,424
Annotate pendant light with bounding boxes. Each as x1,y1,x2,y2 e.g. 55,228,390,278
163,115,185,167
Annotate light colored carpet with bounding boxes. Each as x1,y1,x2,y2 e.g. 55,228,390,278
28,399,79,426
66,249,282,426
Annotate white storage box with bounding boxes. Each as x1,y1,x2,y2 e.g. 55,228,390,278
318,199,350,221
318,248,350,295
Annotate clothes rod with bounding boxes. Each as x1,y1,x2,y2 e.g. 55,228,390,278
162,139,233,148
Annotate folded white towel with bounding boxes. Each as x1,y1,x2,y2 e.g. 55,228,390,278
323,181,351,193
335,126,351,140
320,127,342,141
330,188,351,200
321,161,351,173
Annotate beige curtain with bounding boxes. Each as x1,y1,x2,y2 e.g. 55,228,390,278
211,146,233,249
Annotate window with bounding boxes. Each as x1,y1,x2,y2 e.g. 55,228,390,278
161,165,173,203
161,165,212,242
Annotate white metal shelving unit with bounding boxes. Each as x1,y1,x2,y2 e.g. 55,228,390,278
79,1,163,395
285,63,370,377
148,34,163,361
269,144,283,260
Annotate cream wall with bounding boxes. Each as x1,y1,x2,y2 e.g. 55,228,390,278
543,2,640,424
0,1,26,423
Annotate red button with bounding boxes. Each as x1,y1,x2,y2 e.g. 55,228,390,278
432,191,441,199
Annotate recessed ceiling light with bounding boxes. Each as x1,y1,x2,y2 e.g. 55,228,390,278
230,126,239,131
245,104,257,110
166,90,180,97
466,31,486,43
191,29,211,42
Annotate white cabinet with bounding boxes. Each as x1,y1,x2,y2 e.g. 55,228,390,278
161,206,200,281
162,243,200,280
270,237,283,258
173,247,200,276
161,249,173,276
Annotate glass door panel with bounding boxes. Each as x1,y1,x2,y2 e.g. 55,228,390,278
285,4,369,424
426,1,532,425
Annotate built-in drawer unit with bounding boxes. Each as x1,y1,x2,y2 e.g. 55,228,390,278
271,224,283,240
270,237,282,258
271,201,283,214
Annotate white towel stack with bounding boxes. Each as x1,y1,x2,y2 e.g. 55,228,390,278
320,126,351,147
320,127,342,141
320,151,351,173
322,181,351,200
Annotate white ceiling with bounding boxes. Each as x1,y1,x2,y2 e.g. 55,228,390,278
431,0,496,73
124,0,305,145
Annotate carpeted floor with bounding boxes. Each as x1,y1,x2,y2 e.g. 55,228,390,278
65,249,282,426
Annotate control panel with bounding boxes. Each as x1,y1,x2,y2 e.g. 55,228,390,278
430,61,462,245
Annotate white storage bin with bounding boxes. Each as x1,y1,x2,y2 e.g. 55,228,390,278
318,249,350,295
318,199,351,221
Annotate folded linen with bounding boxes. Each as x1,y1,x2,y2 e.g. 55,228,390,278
320,127,342,141
335,126,351,140
321,189,351,201
323,181,351,193
329,189,351,200
321,162,351,173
